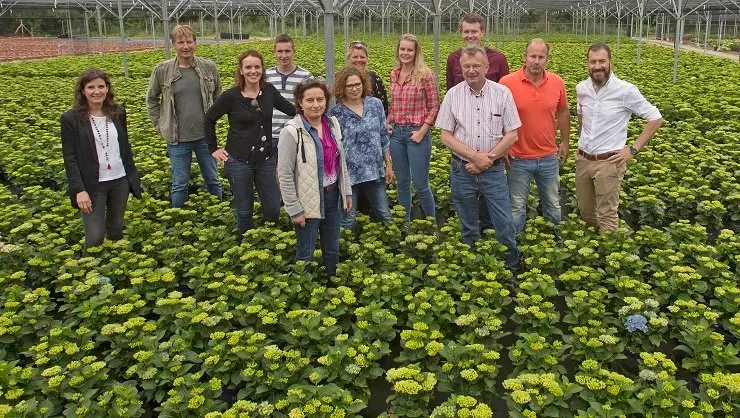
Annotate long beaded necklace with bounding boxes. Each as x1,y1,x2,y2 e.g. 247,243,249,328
90,115,112,170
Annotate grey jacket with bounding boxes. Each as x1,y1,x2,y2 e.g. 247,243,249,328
145,56,221,144
277,115,352,220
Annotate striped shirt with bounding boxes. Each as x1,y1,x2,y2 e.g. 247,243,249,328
266,65,312,139
435,79,521,159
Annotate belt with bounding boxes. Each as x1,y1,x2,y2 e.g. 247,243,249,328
578,149,618,161
323,182,336,192
451,154,501,166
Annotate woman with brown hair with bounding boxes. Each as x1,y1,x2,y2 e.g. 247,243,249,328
61,68,141,248
277,79,353,277
205,50,296,235
329,66,393,231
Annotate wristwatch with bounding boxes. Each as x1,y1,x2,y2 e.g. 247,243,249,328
629,146,639,156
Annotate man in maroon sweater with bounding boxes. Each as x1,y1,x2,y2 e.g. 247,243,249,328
445,13,510,232
445,13,509,90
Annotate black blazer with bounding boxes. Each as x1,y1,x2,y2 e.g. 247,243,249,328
60,107,141,209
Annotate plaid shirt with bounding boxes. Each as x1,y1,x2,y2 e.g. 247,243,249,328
387,68,439,126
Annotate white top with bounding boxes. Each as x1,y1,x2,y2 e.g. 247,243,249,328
435,79,521,160
576,73,662,154
90,115,126,182
266,66,313,139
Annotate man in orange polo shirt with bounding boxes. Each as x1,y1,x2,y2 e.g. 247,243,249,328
499,38,570,233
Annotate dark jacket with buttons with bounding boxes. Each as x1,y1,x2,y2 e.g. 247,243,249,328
60,106,141,209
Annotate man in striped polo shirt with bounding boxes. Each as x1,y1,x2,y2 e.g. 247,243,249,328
266,34,313,156
436,45,521,270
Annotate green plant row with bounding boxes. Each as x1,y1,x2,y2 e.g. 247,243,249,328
0,181,738,416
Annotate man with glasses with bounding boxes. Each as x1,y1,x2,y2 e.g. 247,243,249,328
146,24,223,207
437,45,520,271
266,34,313,156
445,13,509,232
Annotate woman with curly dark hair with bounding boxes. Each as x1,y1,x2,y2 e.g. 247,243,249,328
60,68,141,248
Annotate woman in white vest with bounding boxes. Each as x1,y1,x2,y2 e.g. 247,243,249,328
277,79,353,277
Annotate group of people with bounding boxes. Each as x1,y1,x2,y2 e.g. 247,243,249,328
61,14,663,275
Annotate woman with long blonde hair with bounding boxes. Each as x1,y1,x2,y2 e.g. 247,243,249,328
386,34,439,223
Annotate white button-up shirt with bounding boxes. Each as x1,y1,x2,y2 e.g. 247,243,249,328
436,79,521,160
576,73,662,154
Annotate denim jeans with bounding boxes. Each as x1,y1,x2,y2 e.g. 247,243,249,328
507,154,561,233
82,177,129,248
450,158,519,268
342,177,392,230
167,138,223,207
389,124,436,221
225,156,281,234
294,185,341,276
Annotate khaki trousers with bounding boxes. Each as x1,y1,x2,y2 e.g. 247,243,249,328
574,152,627,232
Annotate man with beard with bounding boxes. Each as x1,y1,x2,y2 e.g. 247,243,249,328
436,45,520,271
499,39,570,233
575,43,664,232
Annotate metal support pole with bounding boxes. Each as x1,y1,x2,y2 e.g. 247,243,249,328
96,5,104,58
199,12,204,38
324,10,336,86
163,0,170,59
343,11,349,58
150,13,156,47
229,12,234,45
704,13,710,51
117,0,128,77
214,1,220,63
495,0,500,47
84,11,91,54
239,14,242,40
66,3,74,54
381,4,385,55
433,13,440,79
281,0,287,33
637,5,644,65
302,11,306,37
671,0,684,83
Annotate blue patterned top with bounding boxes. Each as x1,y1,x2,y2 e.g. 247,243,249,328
329,96,389,186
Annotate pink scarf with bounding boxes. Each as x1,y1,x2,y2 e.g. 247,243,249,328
320,115,338,183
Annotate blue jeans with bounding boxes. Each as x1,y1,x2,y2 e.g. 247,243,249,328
225,156,281,234
167,138,223,207
342,177,392,230
294,185,341,276
507,154,561,233
389,124,436,221
450,158,519,268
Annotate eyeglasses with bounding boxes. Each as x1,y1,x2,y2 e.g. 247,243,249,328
251,98,262,113
350,41,366,47
345,82,363,90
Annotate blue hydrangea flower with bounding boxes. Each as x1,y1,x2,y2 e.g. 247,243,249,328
625,314,648,333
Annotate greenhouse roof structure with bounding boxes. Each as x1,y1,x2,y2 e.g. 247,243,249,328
1,0,737,82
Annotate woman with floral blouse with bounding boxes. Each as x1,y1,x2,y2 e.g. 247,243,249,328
387,33,440,223
330,66,394,231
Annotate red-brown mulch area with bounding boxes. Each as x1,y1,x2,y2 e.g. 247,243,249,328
0,37,159,61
